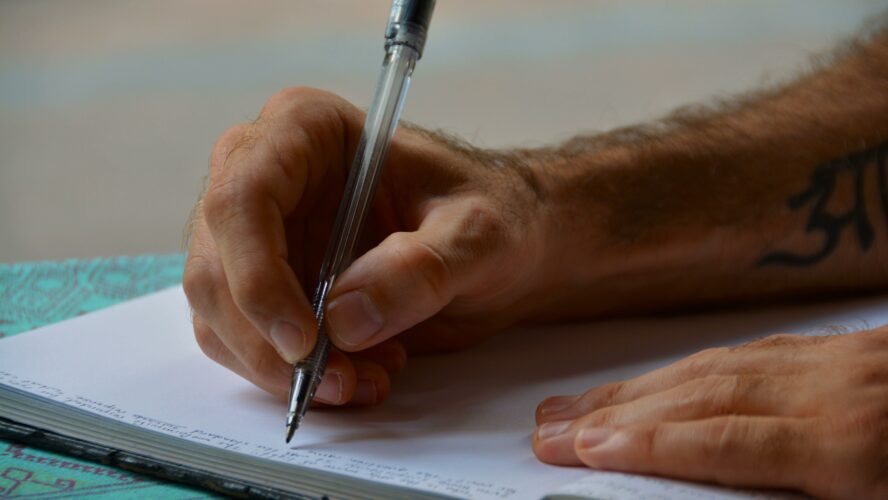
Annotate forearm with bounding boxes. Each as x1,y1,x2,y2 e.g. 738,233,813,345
528,27,888,319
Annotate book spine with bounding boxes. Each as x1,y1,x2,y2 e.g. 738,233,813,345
0,417,314,500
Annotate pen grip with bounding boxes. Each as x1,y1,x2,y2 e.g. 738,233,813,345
296,280,334,374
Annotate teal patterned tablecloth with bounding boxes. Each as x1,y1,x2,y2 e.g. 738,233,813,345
0,254,217,498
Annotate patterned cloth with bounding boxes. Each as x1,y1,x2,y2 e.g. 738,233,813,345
0,254,215,498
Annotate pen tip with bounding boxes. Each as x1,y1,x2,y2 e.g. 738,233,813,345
285,423,298,444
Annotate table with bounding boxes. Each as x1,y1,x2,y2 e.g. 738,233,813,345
0,254,214,498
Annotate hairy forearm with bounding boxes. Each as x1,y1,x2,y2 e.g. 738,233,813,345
526,25,888,318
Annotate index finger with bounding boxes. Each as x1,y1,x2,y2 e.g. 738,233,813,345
202,87,356,362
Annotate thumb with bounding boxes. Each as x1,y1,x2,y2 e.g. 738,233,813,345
325,204,503,352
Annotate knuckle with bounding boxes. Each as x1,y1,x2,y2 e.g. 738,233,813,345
193,321,225,364
708,418,747,465
596,381,626,408
584,407,619,427
463,201,509,236
182,254,220,313
201,177,241,230
390,233,454,304
264,86,327,111
689,347,724,359
723,374,748,411
690,375,736,415
712,418,796,472
636,424,661,460
260,87,356,168
744,333,804,349
263,87,349,131
452,201,511,259
677,347,725,378
209,124,251,174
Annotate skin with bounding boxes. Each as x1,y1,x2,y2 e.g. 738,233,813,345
533,329,888,498
184,25,888,498
184,89,547,404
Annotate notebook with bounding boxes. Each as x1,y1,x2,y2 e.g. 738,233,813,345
3,286,881,499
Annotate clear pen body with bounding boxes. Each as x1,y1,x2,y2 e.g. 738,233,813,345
286,44,419,435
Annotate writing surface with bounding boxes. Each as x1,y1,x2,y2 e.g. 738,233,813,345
3,287,885,498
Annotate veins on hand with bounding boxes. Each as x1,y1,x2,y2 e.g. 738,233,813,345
759,139,888,267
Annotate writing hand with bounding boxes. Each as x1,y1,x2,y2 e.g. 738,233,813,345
184,88,547,406
533,327,888,498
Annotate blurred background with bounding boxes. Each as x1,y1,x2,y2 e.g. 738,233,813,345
1,0,885,263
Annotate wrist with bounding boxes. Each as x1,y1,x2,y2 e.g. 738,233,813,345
527,145,654,317
524,140,753,319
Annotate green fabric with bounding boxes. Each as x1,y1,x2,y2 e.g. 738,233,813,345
0,254,216,498
0,254,186,338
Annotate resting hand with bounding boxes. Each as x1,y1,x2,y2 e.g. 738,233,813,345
534,327,888,499
184,88,546,406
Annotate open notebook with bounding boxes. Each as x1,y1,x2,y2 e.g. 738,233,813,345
2,287,884,499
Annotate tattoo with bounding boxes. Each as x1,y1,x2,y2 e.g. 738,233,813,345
758,139,888,267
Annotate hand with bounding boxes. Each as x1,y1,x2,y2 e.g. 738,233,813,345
183,88,547,406
533,326,888,499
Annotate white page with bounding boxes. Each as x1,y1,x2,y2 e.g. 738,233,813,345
547,471,806,500
1,287,886,499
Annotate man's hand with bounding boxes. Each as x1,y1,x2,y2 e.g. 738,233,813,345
183,88,547,406
533,327,888,498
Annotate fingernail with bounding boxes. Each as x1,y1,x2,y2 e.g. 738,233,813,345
577,427,616,450
353,379,378,405
269,321,306,363
539,396,578,417
537,420,573,440
315,373,343,404
327,291,384,347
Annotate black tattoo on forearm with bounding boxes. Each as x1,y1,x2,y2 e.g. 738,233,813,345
758,139,888,267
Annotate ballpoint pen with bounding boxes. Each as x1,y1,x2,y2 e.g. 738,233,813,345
285,0,436,443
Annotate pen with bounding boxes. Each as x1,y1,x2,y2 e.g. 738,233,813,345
286,0,436,443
